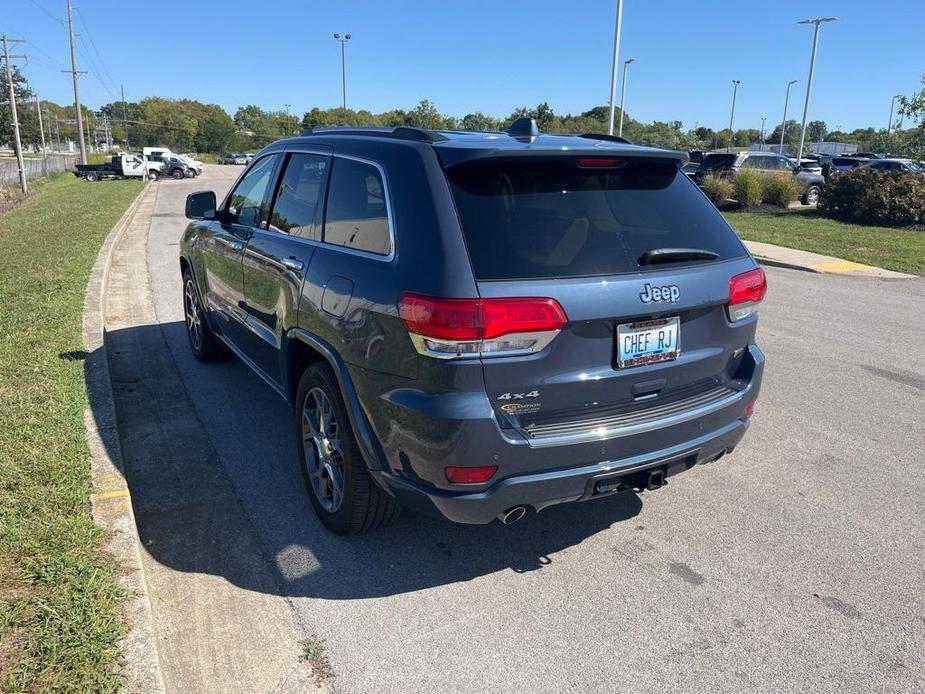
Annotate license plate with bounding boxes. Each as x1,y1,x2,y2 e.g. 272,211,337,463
616,317,680,368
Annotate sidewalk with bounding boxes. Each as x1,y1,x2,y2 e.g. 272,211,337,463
743,240,916,279
90,182,325,693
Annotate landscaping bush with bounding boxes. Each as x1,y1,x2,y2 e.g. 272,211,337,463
818,168,925,226
734,169,765,207
762,172,802,208
700,174,733,205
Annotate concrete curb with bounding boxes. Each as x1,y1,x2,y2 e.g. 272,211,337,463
749,254,820,274
82,181,167,694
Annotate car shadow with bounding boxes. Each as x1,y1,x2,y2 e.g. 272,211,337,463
85,321,644,601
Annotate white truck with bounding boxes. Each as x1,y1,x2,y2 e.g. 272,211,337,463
143,147,204,176
74,153,158,181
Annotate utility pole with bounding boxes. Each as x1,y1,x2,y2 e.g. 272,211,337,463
35,93,47,157
607,0,625,136
727,80,740,153
2,36,28,194
795,17,837,167
887,94,900,134
333,33,351,114
618,58,634,138
65,0,88,164
780,79,797,152
121,84,129,148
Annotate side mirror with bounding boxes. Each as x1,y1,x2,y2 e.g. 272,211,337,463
185,190,217,220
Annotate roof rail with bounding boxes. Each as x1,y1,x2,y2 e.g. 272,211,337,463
580,133,633,145
506,117,540,139
299,126,448,143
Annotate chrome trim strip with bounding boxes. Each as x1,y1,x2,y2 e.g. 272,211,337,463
522,385,745,448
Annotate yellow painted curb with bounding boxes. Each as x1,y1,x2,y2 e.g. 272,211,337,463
809,260,876,274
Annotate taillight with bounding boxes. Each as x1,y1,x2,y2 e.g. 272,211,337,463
727,267,767,322
398,294,567,359
445,465,497,484
577,158,623,168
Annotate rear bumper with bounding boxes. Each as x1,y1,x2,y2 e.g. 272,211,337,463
366,344,764,524
380,418,748,524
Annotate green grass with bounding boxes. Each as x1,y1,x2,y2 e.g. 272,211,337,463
0,174,144,692
724,208,925,276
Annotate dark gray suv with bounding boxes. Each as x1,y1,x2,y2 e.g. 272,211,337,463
180,119,766,534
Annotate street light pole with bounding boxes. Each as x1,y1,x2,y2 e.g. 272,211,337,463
760,116,766,149
727,80,740,152
284,103,292,135
887,94,900,133
780,79,797,152
618,57,634,137
333,33,351,115
795,17,837,166
607,0,625,136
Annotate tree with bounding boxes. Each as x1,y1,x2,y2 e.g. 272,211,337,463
406,100,444,130
0,65,34,148
461,111,499,131
898,74,925,128
806,120,827,143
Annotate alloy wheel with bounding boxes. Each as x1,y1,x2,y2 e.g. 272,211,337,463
301,387,345,512
184,278,202,352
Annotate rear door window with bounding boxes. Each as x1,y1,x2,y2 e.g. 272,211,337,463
446,158,747,281
323,157,392,256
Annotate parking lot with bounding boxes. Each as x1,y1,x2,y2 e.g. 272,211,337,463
139,165,925,693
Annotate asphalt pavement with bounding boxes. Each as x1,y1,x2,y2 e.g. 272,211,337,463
144,165,925,693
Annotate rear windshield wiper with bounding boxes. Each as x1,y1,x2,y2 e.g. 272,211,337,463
638,248,720,265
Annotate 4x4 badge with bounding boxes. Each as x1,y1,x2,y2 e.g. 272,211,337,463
639,283,680,303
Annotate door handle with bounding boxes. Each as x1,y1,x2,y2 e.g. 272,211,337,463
281,257,304,272
229,240,244,252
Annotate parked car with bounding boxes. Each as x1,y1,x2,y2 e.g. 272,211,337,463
695,152,825,204
144,146,204,176
220,152,248,165
180,120,765,534
74,153,155,181
863,158,924,175
851,152,882,159
825,157,868,179
681,161,700,178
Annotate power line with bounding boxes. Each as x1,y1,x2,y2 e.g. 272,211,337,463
74,7,117,94
27,0,65,27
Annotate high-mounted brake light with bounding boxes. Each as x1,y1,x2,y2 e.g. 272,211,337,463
445,465,498,484
727,267,767,322
399,294,567,359
577,158,623,168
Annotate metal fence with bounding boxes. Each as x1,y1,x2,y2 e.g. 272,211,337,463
0,155,75,186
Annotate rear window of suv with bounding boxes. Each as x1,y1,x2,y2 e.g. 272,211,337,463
446,158,746,280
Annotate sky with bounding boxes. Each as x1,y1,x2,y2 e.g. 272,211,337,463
3,0,923,133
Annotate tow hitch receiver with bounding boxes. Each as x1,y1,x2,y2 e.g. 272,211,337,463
594,465,669,495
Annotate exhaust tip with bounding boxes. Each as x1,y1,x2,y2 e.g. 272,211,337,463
500,506,527,525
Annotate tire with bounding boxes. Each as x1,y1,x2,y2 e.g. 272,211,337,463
803,185,821,206
171,168,185,180
182,269,227,362
295,363,398,535
148,171,160,181
85,172,99,182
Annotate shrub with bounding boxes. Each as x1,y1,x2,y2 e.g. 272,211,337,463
700,174,733,205
762,172,802,208
819,168,925,226
734,169,765,207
